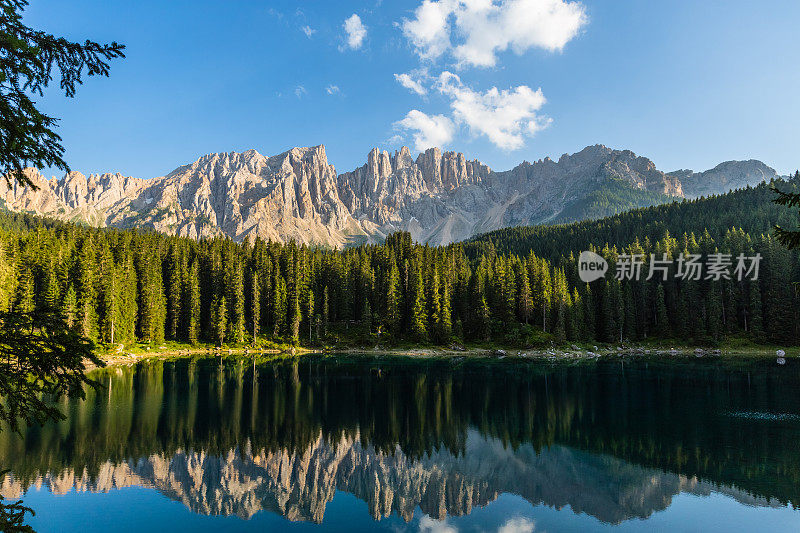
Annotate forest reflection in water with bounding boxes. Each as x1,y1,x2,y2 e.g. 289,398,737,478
1,355,800,527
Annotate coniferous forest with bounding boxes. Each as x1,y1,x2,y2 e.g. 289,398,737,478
1,178,798,349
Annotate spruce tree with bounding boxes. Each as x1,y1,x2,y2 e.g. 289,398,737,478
228,260,245,344
439,281,452,342
75,237,97,339
385,260,401,334
748,280,763,337
116,255,138,344
0,240,16,312
273,274,287,337
773,175,800,249
186,259,201,345
409,264,428,341
518,265,532,324
15,263,35,313
62,284,77,329
250,270,260,342
212,295,227,347
165,244,182,341
97,245,117,344
654,283,669,337
40,259,60,311
322,284,329,336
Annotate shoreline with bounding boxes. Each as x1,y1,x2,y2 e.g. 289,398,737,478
90,343,793,370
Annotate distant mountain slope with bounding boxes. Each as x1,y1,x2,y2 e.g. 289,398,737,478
0,144,779,247
668,160,779,198
465,177,800,261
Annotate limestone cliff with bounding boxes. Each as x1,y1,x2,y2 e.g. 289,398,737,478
0,144,777,247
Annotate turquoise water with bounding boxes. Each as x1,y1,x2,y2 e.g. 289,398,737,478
2,355,800,532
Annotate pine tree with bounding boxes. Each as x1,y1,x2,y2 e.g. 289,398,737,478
409,264,428,341
185,259,201,345
518,265,532,324
15,263,35,313
0,240,16,312
136,245,166,345
503,260,516,323
427,266,441,340
322,284,330,336
305,286,315,342
603,278,623,343
97,245,117,344
623,282,636,341
212,295,227,346
533,263,552,332
748,279,763,338
438,281,452,342
570,288,584,340
554,297,567,342
62,284,77,329
286,250,301,343
40,259,60,311
773,176,800,249
75,237,97,339
582,284,595,341
469,266,490,341
116,255,138,344
706,284,724,341
250,270,260,342
385,259,401,333
273,274,287,337
228,259,245,344
165,244,182,341
654,283,669,337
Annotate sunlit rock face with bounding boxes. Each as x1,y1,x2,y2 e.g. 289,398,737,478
668,160,779,198
0,431,781,524
0,144,776,247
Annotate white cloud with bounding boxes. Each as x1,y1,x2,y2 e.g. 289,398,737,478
301,25,316,38
326,85,340,95
394,72,428,96
394,110,455,151
294,85,307,98
498,517,536,533
436,71,549,150
342,14,367,50
418,515,458,533
401,0,454,61
402,0,587,68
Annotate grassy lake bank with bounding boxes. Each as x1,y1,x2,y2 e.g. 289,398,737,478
90,339,796,370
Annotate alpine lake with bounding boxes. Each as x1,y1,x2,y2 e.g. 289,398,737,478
3,353,800,532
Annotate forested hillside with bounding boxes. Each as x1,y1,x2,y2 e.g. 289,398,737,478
548,177,676,225
466,177,800,261
0,176,798,349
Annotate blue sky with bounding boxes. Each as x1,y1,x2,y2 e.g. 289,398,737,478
24,0,800,179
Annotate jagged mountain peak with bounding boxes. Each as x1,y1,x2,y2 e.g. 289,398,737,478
0,144,779,247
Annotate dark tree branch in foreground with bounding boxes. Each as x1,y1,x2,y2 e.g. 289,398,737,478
0,3,123,529
0,311,103,531
773,172,800,250
0,310,103,432
0,0,125,188
0,471,33,533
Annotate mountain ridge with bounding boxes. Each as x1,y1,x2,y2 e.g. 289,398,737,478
0,144,779,247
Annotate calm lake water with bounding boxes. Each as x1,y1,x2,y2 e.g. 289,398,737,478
2,355,800,532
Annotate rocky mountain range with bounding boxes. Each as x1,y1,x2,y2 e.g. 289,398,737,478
668,160,779,198
1,431,781,524
0,144,780,247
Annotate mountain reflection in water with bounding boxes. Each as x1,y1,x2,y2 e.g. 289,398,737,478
1,356,799,526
